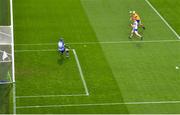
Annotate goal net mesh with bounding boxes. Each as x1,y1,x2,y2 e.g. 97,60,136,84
0,0,14,84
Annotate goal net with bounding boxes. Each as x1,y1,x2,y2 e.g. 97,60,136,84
0,0,15,84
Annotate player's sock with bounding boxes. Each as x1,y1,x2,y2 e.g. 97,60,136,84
141,36,143,40
66,51,69,57
129,33,133,39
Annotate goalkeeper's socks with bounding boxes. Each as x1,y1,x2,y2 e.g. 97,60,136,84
143,26,145,30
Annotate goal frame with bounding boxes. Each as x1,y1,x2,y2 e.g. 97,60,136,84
10,0,15,83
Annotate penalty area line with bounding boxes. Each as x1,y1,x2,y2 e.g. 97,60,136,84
14,49,74,52
73,49,89,96
16,100,180,109
15,49,89,98
16,94,88,99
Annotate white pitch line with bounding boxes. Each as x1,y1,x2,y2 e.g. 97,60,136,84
0,31,11,37
15,49,57,52
69,39,180,44
145,0,180,39
15,49,89,97
14,39,180,46
16,100,180,109
13,83,17,114
14,40,180,53
16,94,88,99
73,49,89,96
15,43,56,46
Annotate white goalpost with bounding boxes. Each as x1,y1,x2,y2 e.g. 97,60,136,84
10,0,15,83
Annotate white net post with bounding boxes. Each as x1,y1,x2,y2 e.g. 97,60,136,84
10,0,16,114
10,0,15,83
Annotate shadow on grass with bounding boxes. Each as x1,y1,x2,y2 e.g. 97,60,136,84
57,54,70,65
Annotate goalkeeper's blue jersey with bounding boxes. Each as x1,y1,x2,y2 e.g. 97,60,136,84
58,41,65,51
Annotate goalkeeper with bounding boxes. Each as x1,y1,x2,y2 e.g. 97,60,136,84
58,38,70,57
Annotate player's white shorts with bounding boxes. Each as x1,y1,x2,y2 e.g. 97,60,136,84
133,29,138,32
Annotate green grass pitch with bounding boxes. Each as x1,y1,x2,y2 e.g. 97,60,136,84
0,0,10,25
0,0,180,114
